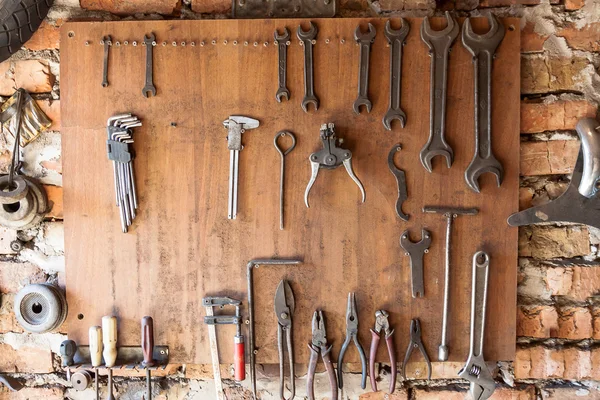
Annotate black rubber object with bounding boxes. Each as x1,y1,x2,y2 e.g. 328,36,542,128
0,0,54,63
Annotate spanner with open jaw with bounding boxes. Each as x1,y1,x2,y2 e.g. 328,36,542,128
142,33,157,97
353,23,376,114
420,12,458,172
458,251,495,400
400,229,431,298
462,14,505,193
274,28,291,102
383,19,409,130
297,22,319,112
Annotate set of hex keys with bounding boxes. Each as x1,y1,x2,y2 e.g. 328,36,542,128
106,114,141,232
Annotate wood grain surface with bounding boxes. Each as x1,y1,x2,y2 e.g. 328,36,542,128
61,17,520,364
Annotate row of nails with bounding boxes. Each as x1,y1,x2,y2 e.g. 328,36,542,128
91,38,357,47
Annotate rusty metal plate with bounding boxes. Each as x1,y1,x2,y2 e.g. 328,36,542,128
232,0,336,18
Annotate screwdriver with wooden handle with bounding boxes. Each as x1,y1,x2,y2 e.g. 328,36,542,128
141,316,155,400
102,316,118,400
89,326,103,400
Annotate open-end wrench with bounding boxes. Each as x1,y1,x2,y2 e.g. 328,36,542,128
400,229,431,298
383,19,409,130
388,144,409,221
419,12,459,173
142,33,157,97
353,23,376,115
462,14,505,193
274,28,291,102
101,35,111,88
297,22,319,112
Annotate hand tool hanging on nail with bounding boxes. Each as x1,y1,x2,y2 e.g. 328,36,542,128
420,12,458,172
383,19,409,130
142,33,157,97
462,14,505,193
400,229,431,298
338,292,367,389
423,206,478,361
297,22,319,112
388,144,409,221
101,35,112,88
305,123,365,207
89,326,103,400
141,316,155,400
71,370,93,391
274,280,296,400
458,251,495,400
369,310,396,393
402,319,431,380
307,310,337,400
274,28,291,102
222,116,260,220
274,131,296,230
102,315,117,400
353,23,376,114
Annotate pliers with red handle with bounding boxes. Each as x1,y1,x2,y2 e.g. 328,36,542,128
307,310,337,400
369,310,397,393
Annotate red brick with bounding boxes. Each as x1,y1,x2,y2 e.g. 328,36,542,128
0,60,55,96
558,23,600,52
542,387,600,399
0,294,23,333
360,389,409,399
545,266,600,301
44,185,63,220
515,347,565,379
564,0,585,9
403,361,464,380
517,306,558,338
558,307,593,339
521,20,548,52
520,140,579,176
413,389,464,400
191,0,230,13
80,0,179,15
36,99,60,131
100,363,181,377
339,0,370,12
0,387,63,399
371,0,434,10
521,100,597,133
519,226,590,259
0,344,53,373
24,20,61,51
593,305,600,340
480,0,552,6
414,387,535,400
521,56,589,95
0,262,47,293
563,347,593,380
40,159,62,174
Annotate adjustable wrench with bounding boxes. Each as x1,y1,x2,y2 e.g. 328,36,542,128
458,251,495,400
353,23,376,115
101,35,111,88
142,33,157,97
462,14,505,193
419,12,458,172
383,19,409,130
297,22,319,112
274,28,291,102
388,144,409,221
399,229,431,298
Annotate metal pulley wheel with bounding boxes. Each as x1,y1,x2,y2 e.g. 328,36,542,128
71,370,92,391
0,174,48,230
14,283,67,333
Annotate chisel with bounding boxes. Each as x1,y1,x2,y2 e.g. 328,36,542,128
102,316,117,400
89,326,103,400
141,316,155,400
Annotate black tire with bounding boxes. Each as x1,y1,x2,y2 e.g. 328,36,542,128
0,0,54,63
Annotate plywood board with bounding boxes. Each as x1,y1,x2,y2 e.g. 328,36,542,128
61,17,520,364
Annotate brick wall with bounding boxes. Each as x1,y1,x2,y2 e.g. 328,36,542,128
0,0,598,399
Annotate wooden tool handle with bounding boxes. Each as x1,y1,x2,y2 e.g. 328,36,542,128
141,316,155,367
88,326,103,367
101,316,118,367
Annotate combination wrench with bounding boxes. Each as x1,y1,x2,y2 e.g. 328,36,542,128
383,19,409,130
388,144,409,221
142,33,157,97
297,22,319,112
419,12,458,172
101,35,111,88
462,14,505,193
353,23,376,114
274,28,291,102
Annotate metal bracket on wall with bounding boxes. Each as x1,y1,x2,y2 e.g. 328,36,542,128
232,0,336,18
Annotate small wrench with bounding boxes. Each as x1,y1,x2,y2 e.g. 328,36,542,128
388,144,409,221
297,22,319,112
101,35,111,88
462,14,505,193
400,229,431,298
353,23,376,114
274,131,296,230
420,12,459,172
274,28,291,102
383,19,409,129
142,33,157,97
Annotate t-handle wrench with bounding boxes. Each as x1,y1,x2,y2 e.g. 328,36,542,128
353,23,376,114
297,22,319,112
274,28,291,102
383,19,409,130
142,33,157,97
141,316,155,400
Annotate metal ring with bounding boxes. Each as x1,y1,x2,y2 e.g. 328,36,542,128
274,131,296,157
0,175,28,204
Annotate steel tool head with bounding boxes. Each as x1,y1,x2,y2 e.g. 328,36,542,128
302,96,319,113
274,280,294,328
311,310,327,346
458,355,496,400
464,158,504,193
297,21,318,41
274,27,291,43
353,98,372,115
409,319,422,341
276,88,291,103
223,116,260,130
354,23,376,43
399,229,432,252
384,18,410,42
374,310,392,336
462,13,505,57
383,109,406,130
387,144,409,220
420,11,459,48
345,293,359,331
420,146,454,173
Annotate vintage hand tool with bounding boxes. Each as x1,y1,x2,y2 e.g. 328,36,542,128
223,116,260,220
60,339,77,380
383,19,409,130
101,35,111,87
142,33,157,97
274,28,291,102
338,292,367,389
71,370,93,391
353,23,376,114
305,123,365,207
274,131,296,230
508,118,600,229
400,229,431,298
423,206,478,361
0,374,22,392
419,12,459,172
402,319,431,380
369,310,396,393
462,14,505,193
102,316,117,400
0,88,52,147
141,316,155,400
89,326,103,400
247,259,302,399
388,144,409,221
297,22,319,112
275,280,295,400
458,251,495,400
307,310,337,400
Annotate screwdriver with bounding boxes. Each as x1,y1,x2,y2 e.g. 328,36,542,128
89,326,103,400
102,316,118,400
141,316,155,400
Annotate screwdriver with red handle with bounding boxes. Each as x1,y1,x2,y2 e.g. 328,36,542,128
233,304,245,381
141,316,155,400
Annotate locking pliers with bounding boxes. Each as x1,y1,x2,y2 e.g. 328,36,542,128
369,310,396,393
304,123,366,207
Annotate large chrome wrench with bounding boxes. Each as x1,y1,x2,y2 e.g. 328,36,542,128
458,251,495,400
353,23,376,114
297,22,319,112
274,28,291,102
462,14,505,193
383,19,409,130
419,12,458,172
